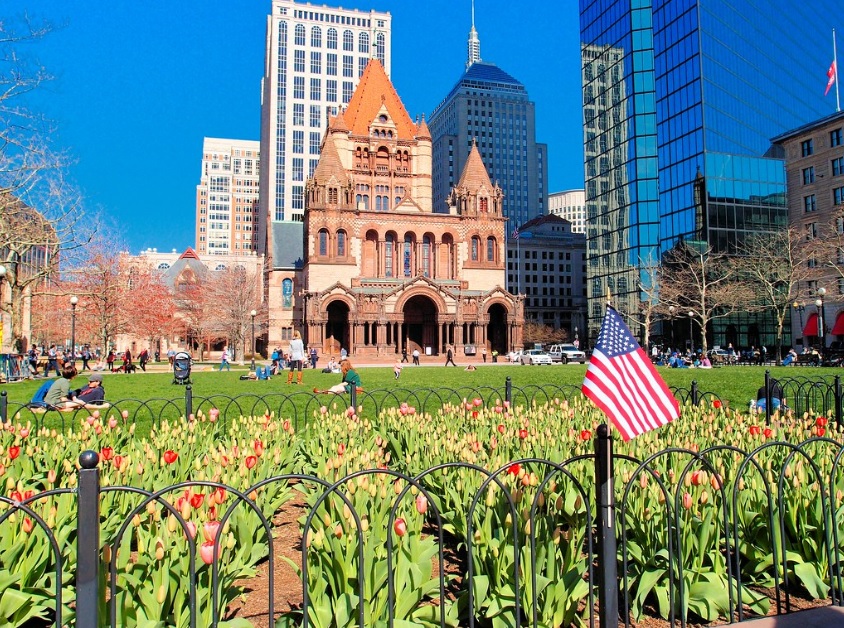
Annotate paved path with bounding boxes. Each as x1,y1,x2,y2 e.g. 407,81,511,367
741,606,844,627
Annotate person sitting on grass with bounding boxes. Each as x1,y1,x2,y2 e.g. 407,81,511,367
44,363,79,409
314,359,361,394
71,372,107,406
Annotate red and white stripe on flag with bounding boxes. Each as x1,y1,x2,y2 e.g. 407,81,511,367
582,306,679,441
826,60,837,96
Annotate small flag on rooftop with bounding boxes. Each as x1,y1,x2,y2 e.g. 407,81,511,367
826,60,837,96
512,227,519,240
582,305,679,441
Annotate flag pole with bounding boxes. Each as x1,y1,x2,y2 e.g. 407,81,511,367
835,28,840,112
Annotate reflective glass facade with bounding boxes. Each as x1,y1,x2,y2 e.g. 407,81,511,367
580,0,837,349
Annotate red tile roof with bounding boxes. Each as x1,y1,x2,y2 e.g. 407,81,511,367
343,59,417,140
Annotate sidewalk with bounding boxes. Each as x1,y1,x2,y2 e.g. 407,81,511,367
743,606,844,627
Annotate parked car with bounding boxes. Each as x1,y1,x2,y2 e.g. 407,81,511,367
547,344,587,364
520,349,553,365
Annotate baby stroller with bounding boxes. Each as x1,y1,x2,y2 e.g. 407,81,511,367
172,351,192,385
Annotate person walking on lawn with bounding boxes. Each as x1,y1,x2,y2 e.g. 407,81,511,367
445,346,457,367
219,346,231,371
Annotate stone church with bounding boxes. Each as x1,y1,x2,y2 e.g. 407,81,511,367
302,59,523,357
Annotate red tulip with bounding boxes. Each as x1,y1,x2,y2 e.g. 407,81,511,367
199,541,217,565
580,429,592,441
497,424,505,434
472,411,479,419
9,490,22,503
748,425,762,437
8,446,20,460
22,517,34,534
214,487,227,504
282,419,291,431
507,463,521,476
190,493,204,508
337,443,346,456
518,429,528,439
712,399,722,409
817,416,829,427
22,489,34,500
100,447,114,461
393,517,407,537
163,450,178,464
245,455,258,470
113,455,124,469
253,439,264,456
818,426,827,437
763,428,773,439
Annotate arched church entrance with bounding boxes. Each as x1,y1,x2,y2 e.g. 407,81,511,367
402,295,439,355
487,303,509,355
325,300,350,355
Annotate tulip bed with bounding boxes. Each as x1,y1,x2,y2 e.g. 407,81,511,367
1,395,843,627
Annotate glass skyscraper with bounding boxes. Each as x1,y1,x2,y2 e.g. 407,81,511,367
580,0,839,349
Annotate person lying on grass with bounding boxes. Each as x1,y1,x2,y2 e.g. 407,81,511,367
314,359,362,394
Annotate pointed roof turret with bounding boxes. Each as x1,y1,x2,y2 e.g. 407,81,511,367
456,142,493,192
329,108,349,133
415,114,431,141
343,59,417,140
310,135,346,185
179,247,200,260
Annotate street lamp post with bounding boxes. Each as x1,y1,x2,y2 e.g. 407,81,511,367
793,301,805,349
70,296,78,365
688,310,696,355
668,306,676,351
299,290,309,346
250,309,257,371
816,287,827,347
0,265,6,353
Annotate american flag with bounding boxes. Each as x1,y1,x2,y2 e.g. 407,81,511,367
512,227,519,240
582,306,679,441
826,60,837,96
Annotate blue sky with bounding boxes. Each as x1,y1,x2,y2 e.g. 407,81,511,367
21,1,584,253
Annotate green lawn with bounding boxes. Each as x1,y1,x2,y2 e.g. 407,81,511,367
0,360,827,409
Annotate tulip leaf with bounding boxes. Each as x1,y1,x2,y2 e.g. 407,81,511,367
794,562,830,599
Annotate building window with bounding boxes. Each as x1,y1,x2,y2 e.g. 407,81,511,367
803,166,815,184
318,229,328,256
343,55,354,78
343,30,353,51
294,49,305,72
806,222,818,240
292,130,304,154
294,24,305,46
326,53,337,76
337,230,346,257
327,28,337,49
833,156,844,176
310,51,321,73
385,234,394,277
293,103,304,126
486,236,496,262
801,139,814,157
422,235,430,277
310,78,321,100
835,187,844,206
403,235,412,277
471,236,480,261
310,105,321,127
804,194,816,212
831,128,843,147
358,32,369,54
293,76,304,99
310,26,321,47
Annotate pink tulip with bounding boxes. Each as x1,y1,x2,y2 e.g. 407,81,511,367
185,521,197,539
108,418,118,429
86,416,96,425
320,405,328,415
203,520,221,543
199,541,217,565
19,428,29,438
415,494,428,514
121,410,129,420
92,410,100,419
473,398,483,407
682,493,693,510
47,469,57,484
393,518,407,537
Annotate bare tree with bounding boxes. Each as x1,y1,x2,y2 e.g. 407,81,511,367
521,321,568,347
207,265,262,362
658,241,752,355
636,257,662,352
0,15,94,351
737,227,814,362
177,283,218,361
125,266,177,354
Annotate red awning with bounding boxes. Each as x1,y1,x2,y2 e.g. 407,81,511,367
832,312,844,336
803,313,819,337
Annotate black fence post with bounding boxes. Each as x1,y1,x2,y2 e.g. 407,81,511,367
505,376,512,406
691,380,699,406
76,450,100,628
836,375,842,426
0,389,6,424
350,384,357,409
185,384,193,420
764,370,771,426
595,423,619,628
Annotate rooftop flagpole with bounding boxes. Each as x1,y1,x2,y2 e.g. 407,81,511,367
835,28,840,112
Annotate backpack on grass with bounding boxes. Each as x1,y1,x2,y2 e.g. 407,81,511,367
28,379,56,409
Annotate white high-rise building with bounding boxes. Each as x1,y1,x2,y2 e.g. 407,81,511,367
258,0,392,240
196,138,261,256
548,189,586,234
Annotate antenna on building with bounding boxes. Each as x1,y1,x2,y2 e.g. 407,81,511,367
466,0,481,70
